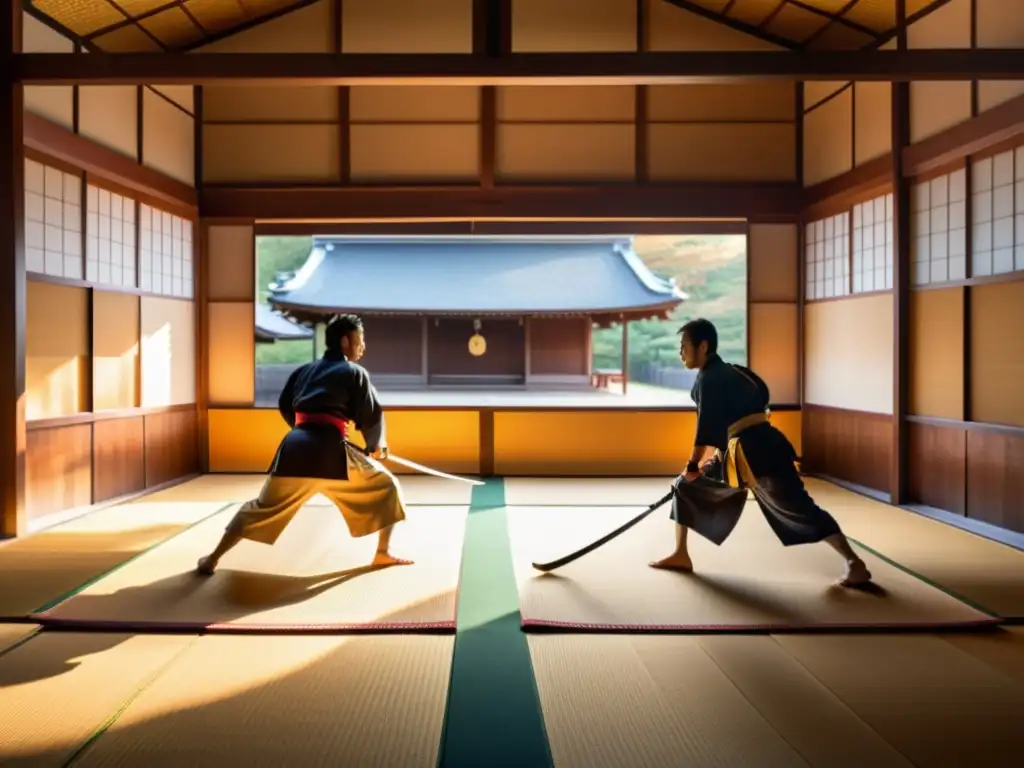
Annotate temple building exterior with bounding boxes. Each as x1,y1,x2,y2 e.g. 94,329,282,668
254,303,314,345
267,236,687,389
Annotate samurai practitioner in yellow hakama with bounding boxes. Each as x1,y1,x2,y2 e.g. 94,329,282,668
197,314,411,575
649,318,872,588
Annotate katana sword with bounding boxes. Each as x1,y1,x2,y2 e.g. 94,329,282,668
531,489,675,572
384,453,485,486
354,442,484,485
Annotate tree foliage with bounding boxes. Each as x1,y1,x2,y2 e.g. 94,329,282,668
592,235,748,372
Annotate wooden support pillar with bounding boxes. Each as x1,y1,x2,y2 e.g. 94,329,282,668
523,316,531,385
421,316,429,384
891,0,911,505
585,317,594,379
621,319,630,395
635,0,649,184
1,4,26,538
474,0,508,190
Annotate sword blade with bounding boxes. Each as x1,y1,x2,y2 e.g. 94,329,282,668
385,454,486,486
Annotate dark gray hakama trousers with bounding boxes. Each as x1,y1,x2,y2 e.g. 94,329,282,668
669,437,842,548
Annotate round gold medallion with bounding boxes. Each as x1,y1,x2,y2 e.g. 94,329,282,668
468,334,487,356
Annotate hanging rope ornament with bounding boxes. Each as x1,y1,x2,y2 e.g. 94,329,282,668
468,318,487,356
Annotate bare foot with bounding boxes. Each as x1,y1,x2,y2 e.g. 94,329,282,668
838,558,872,587
648,555,694,572
196,556,217,576
371,552,415,567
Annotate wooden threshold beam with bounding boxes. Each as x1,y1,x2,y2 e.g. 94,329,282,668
199,183,802,221
14,50,1024,85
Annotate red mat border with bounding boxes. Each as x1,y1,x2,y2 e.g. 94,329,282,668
27,615,456,633
520,616,1003,632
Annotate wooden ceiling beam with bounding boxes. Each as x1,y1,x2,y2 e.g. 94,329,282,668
14,49,1024,85
198,183,802,222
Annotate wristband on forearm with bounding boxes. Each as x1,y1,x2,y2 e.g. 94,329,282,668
685,461,700,473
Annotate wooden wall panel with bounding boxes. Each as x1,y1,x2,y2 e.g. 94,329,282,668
513,0,636,52
854,82,892,166
144,407,200,487
975,0,1024,113
971,280,1024,428
26,281,89,421
804,82,847,108
140,295,196,407
203,86,338,123
904,420,1024,534
208,408,481,474
748,223,798,302
352,85,479,121
21,12,74,130
202,125,340,184
343,0,472,53
206,225,255,302
152,86,193,113
907,0,972,143
908,421,967,515
967,428,1024,533
92,291,140,412
92,416,146,503
528,318,589,377
494,410,694,476
498,85,633,121
909,287,964,420
350,125,479,182
360,316,424,376
803,405,892,495
648,83,795,122
497,124,635,181
804,293,894,414
206,407,802,477
647,123,796,181
208,302,256,406
78,86,139,161
803,87,853,187
647,1,782,51
750,304,799,405
25,424,93,522
142,89,195,187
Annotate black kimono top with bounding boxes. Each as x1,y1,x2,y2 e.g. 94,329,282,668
691,353,770,452
690,354,796,475
267,350,386,480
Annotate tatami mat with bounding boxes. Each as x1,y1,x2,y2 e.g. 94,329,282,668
804,478,1024,618
70,634,454,767
143,473,474,505
774,634,1024,766
509,504,997,631
0,631,195,766
528,633,1024,768
942,627,1024,686
0,501,230,619
34,505,467,632
504,476,677,506
0,624,39,655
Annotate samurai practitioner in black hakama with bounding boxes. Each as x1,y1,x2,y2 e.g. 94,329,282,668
649,318,873,587
197,314,412,575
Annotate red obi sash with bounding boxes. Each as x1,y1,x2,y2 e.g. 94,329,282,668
294,412,348,438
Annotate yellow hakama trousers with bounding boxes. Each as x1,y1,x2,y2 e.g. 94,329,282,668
225,443,408,546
